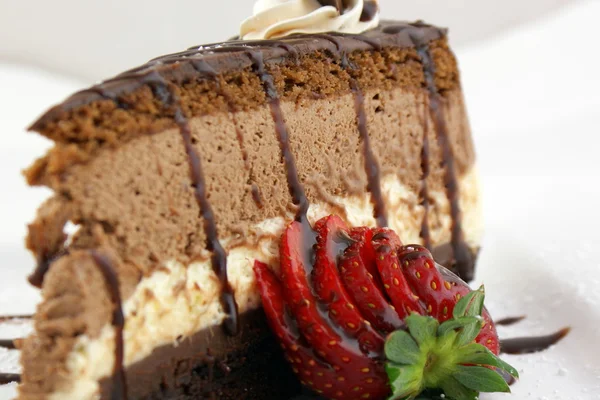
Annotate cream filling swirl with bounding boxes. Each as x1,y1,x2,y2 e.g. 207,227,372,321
240,0,379,40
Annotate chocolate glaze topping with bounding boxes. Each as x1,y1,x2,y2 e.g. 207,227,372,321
410,31,474,281
31,22,445,129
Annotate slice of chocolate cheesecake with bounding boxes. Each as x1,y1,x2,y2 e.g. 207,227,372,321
12,16,481,400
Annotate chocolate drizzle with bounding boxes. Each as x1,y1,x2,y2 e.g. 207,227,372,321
310,33,388,228
251,184,264,208
419,99,433,249
248,51,310,223
68,66,242,336
411,32,474,281
148,72,239,336
351,80,388,228
500,327,571,355
89,251,127,400
0,374,20,385
28,249,67,288
494,316,571,356
248,45,394,359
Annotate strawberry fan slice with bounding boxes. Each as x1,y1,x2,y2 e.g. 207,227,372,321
253,215,519,400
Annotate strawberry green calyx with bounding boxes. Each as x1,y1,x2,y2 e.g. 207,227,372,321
384,287,519,400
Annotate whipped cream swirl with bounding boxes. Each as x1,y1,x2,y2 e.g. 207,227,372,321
240,0,380,41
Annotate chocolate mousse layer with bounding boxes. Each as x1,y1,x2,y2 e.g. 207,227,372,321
18,21,479,399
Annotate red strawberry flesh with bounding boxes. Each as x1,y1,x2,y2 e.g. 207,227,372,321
338,228,405,333
399,245,500,355
312,215,384,354
254,216,507,399
279,221,389,398
371,238,425,319
253,261,347,399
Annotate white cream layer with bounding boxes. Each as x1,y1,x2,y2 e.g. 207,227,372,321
49,167,482,400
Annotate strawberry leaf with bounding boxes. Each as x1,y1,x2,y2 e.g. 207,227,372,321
455,319,483,348
405,314,438,346
385,330,421,365
452,285,485,319
457,343,519,378
439,377,479,400
453,365,511,393
385,363,423,399
437,316,480,337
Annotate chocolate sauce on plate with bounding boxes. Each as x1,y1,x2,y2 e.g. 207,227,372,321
496,315,527,326
0,315,32,322
501,327,571,355
0,374,20,385
0,339,16,350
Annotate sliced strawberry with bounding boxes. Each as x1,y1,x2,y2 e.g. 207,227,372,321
399,245,500,354
253,261,347,399
339,229,403,333
279,221,388,396
398,245,447,320
349,227,380,282
371,237,425,319
476,315,500,355
312,215,384,354
370,227,402,249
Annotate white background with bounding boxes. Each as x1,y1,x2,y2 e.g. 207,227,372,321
1,0,600,399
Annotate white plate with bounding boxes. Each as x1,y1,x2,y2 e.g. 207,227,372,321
1,1,600,399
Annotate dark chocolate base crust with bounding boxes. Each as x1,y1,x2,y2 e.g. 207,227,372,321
100,310,303,400
99,245,474,400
